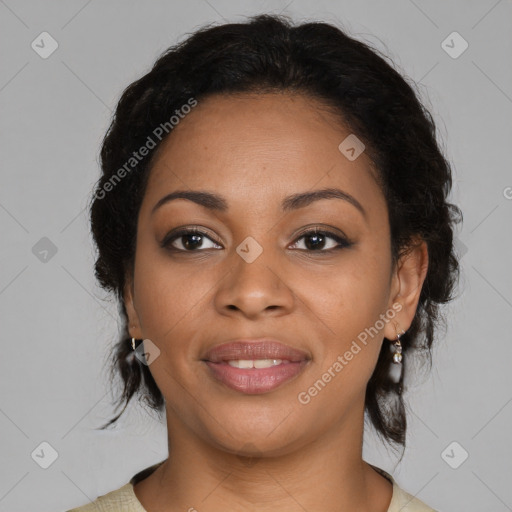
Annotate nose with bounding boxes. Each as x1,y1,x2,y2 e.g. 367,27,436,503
214,246,295,320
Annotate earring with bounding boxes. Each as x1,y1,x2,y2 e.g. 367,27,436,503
130,325,139,351
392,325,405,364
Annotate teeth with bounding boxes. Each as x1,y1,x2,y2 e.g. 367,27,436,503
227,359,283,369
254,359,283,368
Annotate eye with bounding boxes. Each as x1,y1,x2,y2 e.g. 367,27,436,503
161,226,352,253
161,228,222,252
289,228,352,252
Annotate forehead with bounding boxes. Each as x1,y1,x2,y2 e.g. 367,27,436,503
143,92,384,215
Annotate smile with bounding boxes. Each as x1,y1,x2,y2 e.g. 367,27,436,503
202,339,310,394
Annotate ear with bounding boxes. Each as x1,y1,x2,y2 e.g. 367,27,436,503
124,271,143,339
384,238,429,341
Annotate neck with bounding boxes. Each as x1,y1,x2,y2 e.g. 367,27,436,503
133,399,393,512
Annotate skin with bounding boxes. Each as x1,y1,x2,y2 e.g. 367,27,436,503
124,92,429,512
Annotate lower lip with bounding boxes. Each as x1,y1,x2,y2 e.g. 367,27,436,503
204,360,308,394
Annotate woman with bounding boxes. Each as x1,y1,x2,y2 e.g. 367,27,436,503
68,13,461,512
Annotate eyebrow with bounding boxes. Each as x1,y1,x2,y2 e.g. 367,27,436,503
151,187,366,219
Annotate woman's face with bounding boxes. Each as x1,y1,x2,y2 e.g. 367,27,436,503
125,92,420,456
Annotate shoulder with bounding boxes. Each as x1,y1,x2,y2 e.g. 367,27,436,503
66,461,164,512
66,482,145,512
370,464,438,512
390,485,438,512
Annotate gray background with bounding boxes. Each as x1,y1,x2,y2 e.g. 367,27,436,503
1,1,511,511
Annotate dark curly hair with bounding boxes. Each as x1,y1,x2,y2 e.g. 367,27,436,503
89,14,462,451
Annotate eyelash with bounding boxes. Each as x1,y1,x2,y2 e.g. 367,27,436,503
161,227,353,253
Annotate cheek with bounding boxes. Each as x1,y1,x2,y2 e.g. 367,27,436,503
302,246,392,380
131,248,209,393
309,247,391,330
134,265,208,340
131,237,207,337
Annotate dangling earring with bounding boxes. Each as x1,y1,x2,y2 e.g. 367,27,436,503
389,324,405,387
392,325,405,364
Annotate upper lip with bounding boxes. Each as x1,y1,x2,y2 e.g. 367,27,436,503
203,339,310,363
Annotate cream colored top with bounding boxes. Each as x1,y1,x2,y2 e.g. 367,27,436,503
67,463,437,511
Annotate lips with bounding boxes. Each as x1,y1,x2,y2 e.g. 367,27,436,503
203,340,310,363
202,339,310,394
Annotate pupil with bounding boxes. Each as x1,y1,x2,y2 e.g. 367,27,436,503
306,233,325,250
